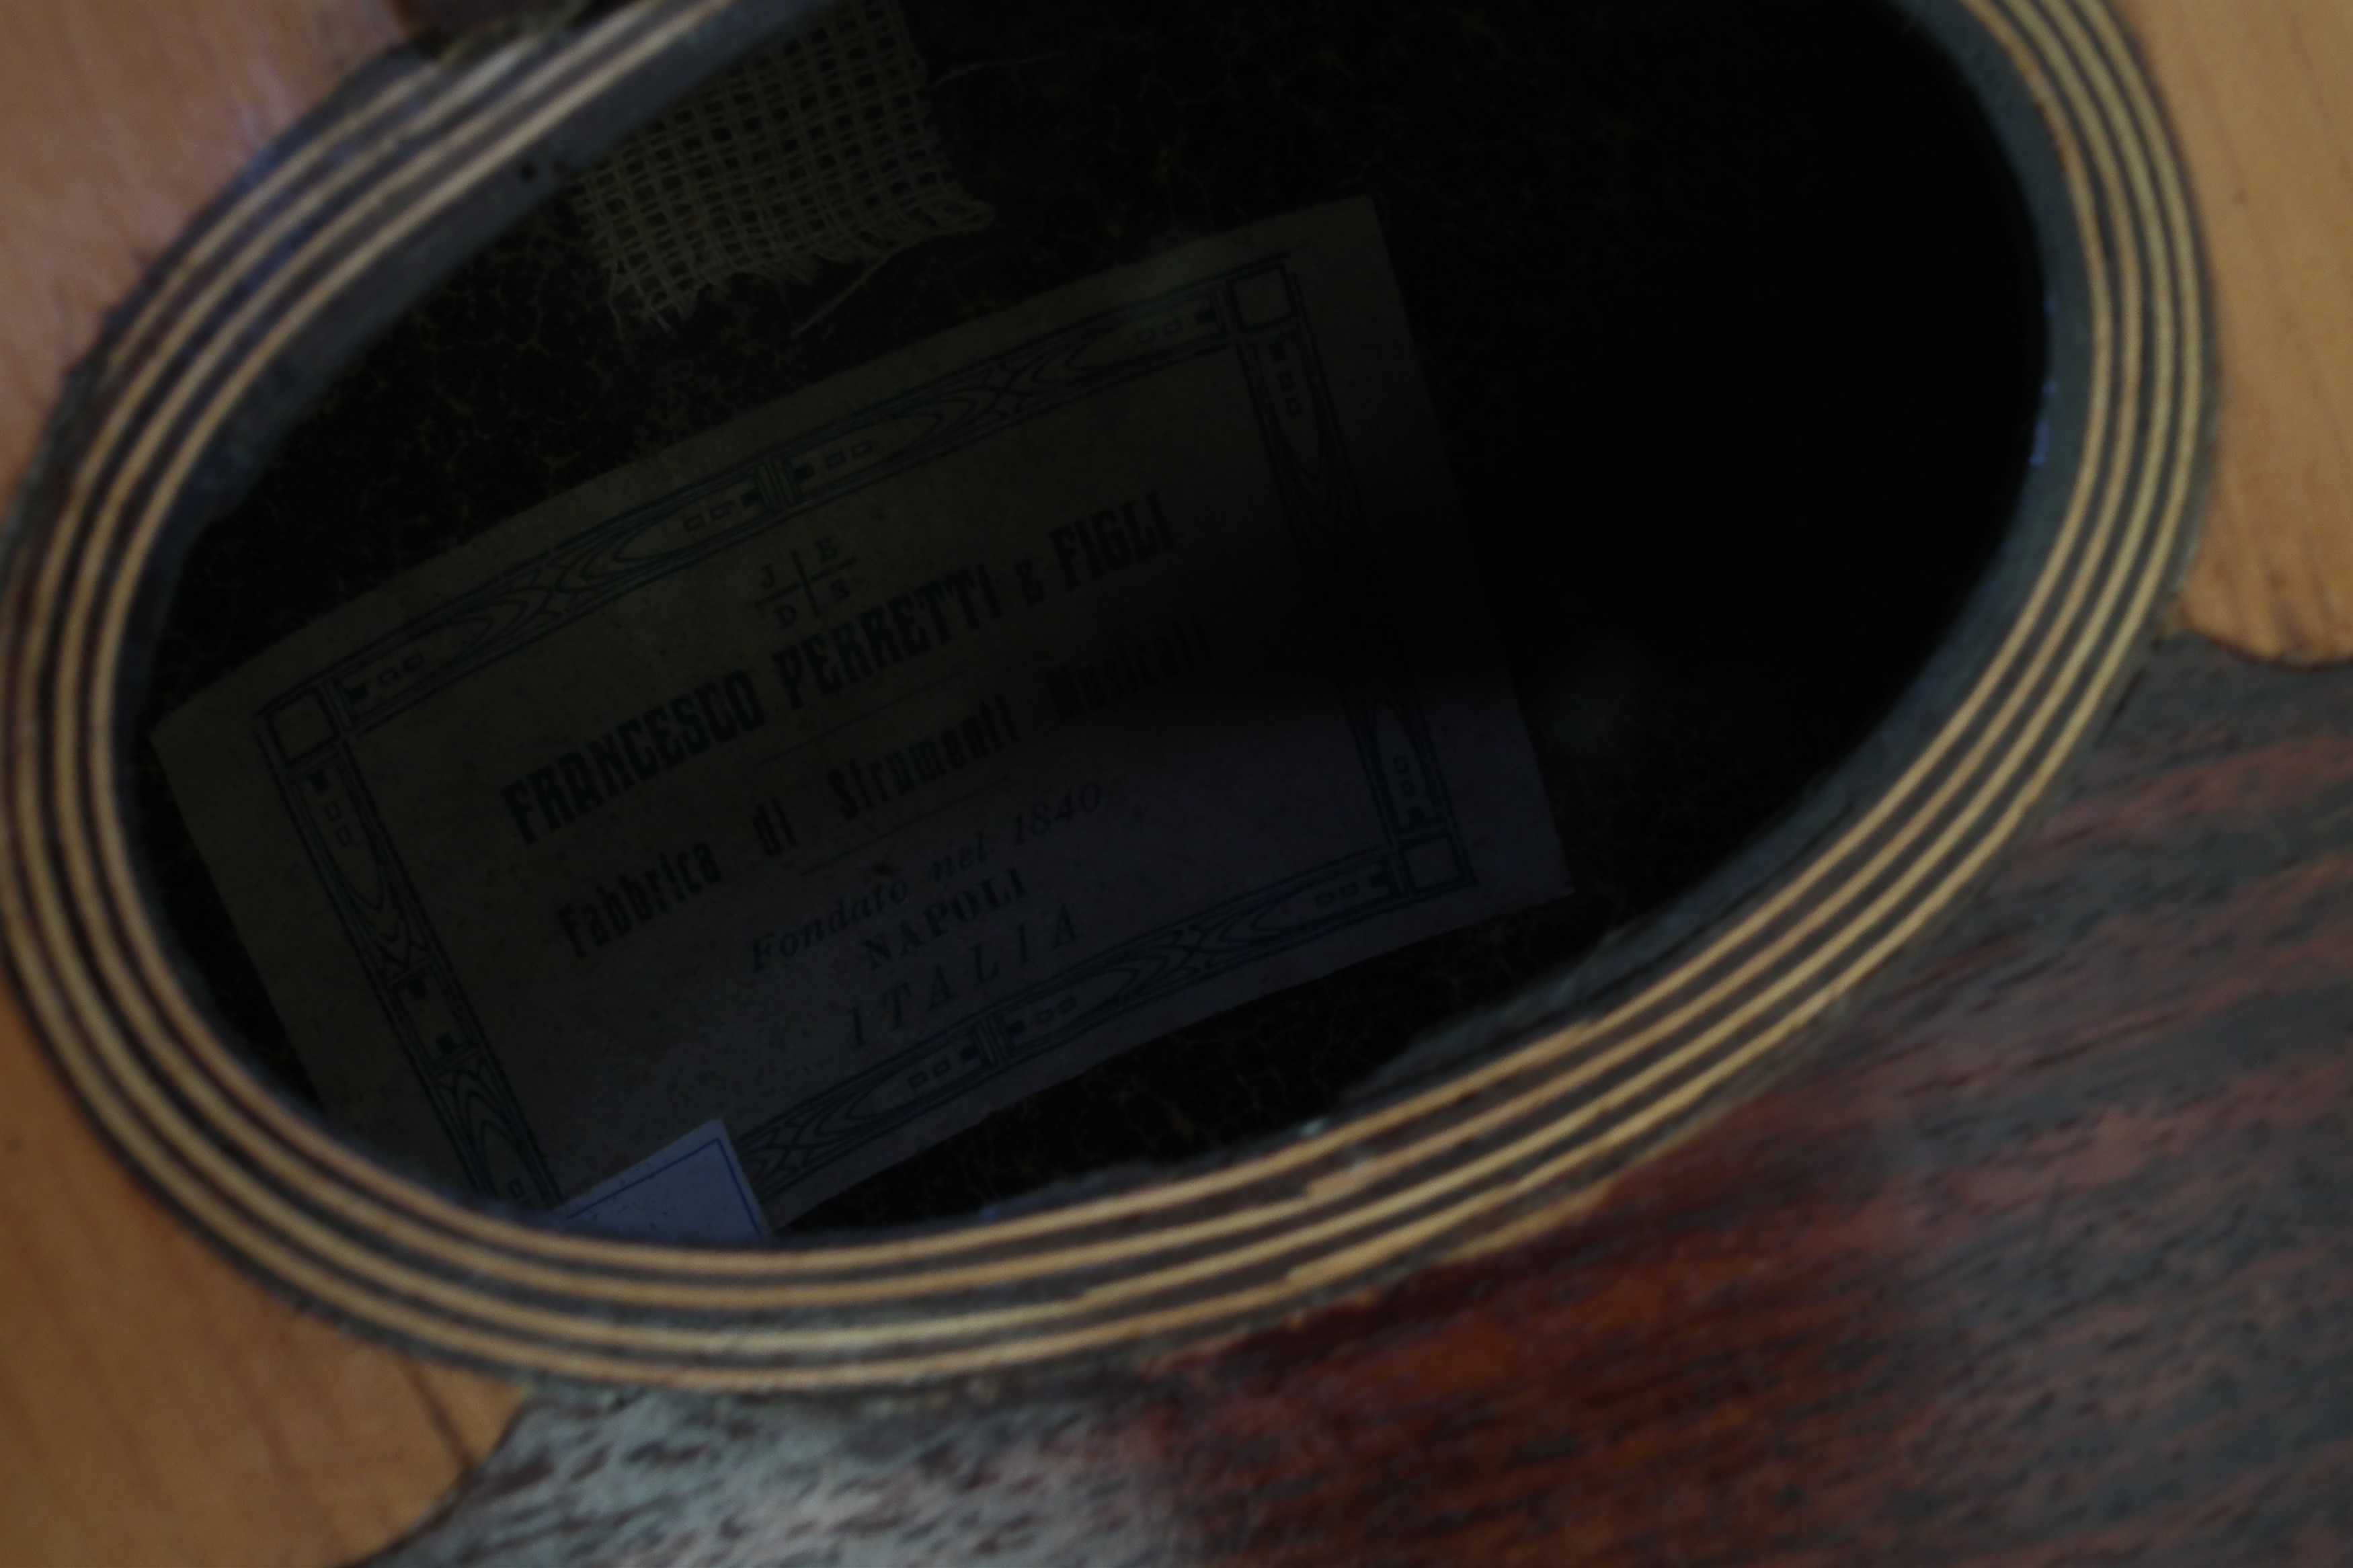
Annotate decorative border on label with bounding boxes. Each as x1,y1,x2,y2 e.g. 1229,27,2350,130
247,261,1468,1208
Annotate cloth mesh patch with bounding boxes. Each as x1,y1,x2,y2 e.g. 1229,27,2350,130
569,0,991,325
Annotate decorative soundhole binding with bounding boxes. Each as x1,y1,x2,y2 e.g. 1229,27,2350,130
0,0,2203,1392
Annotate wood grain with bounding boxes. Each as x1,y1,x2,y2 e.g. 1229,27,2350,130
2122,0,2353,663
1151,635,2353,1564
0,5,525,1567
386,636,2353,1567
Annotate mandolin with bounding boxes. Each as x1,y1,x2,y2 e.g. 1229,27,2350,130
2,1,2350,1563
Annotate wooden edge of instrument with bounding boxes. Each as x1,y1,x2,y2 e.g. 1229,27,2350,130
2120,0,2353,665
0,7,525,1568
0,0,2346,1563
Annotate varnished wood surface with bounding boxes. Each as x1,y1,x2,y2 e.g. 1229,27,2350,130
2131,0,2353,663
1154,636,2353,1565
0,0,2345,1563
0,6,526,1568
387,636,2353,1566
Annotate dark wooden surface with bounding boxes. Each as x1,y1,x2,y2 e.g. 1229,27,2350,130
381,632,2353,1566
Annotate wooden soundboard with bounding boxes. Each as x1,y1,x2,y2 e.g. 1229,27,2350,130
1,1,2350,1562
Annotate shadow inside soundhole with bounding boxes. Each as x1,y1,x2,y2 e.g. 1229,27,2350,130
132,0,2043,1235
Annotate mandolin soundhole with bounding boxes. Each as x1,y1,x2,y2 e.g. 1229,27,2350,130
1,0,2198,1384
128,0,2042,1241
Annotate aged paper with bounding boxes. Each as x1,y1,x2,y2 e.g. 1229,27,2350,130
555,1120,770,1245
156,199,1568,1226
